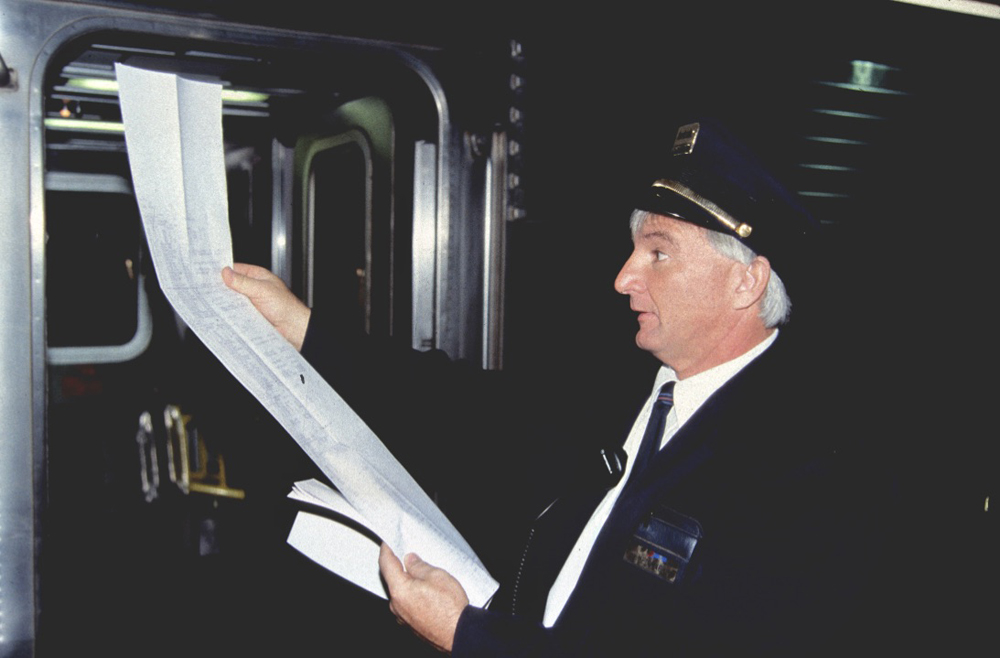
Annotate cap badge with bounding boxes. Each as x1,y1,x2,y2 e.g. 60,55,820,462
672,122,700,156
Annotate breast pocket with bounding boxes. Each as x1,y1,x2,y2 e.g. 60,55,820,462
623,505,703,585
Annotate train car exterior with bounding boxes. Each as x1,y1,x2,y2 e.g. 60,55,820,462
2,1,998,656
2,1,527,654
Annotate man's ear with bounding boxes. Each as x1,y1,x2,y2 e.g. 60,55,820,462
732,256,771,310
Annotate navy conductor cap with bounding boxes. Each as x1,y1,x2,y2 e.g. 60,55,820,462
635,119,816,275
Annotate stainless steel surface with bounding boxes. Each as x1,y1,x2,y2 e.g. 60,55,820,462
482,131,509,371
1,2,43,652
271,138,295,289
0,2,499,655
412,140,438,351
44,172,153,365
303,130,376,314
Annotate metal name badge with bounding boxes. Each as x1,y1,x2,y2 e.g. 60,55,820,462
672,122,700,156
623,506,702,584
623,541,685,582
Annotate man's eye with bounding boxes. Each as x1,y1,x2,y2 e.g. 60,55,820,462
655,251,669,261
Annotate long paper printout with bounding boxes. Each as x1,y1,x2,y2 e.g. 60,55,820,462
116,64,497,606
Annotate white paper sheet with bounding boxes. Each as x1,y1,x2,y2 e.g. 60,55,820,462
115,64,498,607
287,479,386,598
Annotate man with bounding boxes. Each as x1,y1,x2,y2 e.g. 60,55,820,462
223,120,882,655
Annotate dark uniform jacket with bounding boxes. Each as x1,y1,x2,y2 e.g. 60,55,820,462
300,309,890,657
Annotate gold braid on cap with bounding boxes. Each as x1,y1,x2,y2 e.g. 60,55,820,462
651,179,752,238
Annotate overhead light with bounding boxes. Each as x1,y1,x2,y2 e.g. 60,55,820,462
798,163,858,172
804,135,869,146
66,77,120,93
219,89,269,103
812,109,885,121
799,191,852,199
817,81,908,96
892,0,1000,19
44,117,125,133
850,60,895,88
65,77,269,103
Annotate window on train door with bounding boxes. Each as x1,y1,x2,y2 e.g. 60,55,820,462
304,135,371,334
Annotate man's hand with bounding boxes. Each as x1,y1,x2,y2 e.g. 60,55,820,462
221,263,311,351
379,543,469,654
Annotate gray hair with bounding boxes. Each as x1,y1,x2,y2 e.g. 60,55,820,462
629,210,791,327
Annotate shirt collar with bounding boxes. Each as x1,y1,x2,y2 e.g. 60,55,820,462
653,329,778,432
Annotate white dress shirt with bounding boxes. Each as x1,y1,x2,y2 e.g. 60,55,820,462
542,330,778,627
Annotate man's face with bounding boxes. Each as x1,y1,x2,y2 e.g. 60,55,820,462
614,214,740,375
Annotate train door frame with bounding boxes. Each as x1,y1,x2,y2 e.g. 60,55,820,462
0,2,519,654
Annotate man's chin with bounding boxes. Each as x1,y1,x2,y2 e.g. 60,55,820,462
634,330,661,354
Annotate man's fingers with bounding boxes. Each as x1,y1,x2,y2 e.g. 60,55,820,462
377,543,468,652
222,264,282,302
221,265,256,293
379,543,409,592
231,262,277,280
221,263,311,351
379,546,436,595
402,552,434,578
380,544,433,581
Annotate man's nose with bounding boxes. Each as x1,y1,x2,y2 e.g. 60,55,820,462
614,257,641,295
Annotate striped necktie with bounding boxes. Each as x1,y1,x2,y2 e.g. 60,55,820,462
628,381,675,485
502,381,676,622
